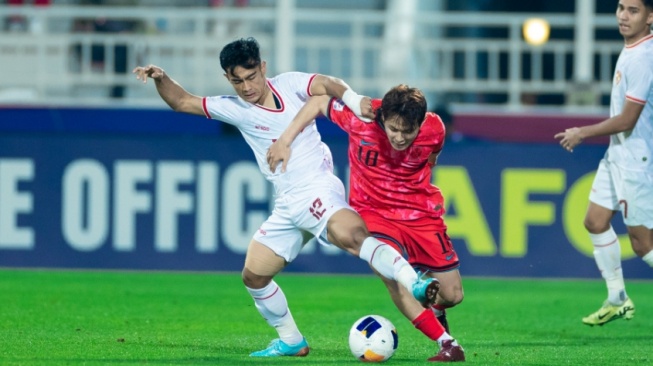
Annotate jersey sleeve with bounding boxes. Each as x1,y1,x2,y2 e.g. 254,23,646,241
202,95,243,126
326,97,380,134
427,113,446,153
274,72,317,100
626,54,653,104
423,112,446,167
326,97,355,133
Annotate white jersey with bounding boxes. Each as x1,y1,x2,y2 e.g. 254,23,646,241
202,72,333,194
606,33,653,172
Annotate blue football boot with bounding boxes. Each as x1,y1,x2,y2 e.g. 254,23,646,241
249,337,310,357
412,275,440,308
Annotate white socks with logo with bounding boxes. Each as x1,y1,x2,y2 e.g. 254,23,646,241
590,227,627,305
247,280,304,345
359,236,417,292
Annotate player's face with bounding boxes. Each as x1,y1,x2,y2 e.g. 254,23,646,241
225,62,268,104
383,116,419,151
616,0,653,44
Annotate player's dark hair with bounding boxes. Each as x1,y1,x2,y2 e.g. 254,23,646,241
219,37,262,75
634,0,653,9
377,85,427,132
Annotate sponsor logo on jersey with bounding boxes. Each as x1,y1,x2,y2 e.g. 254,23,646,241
255,125,270,131
361,139,375,146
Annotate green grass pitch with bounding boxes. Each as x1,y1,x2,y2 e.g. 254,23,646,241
1,269,651,365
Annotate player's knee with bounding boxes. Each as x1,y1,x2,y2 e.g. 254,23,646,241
241,267,271,289
439,285,464,306
451,290,464,306
344,226,370,256
327,220,368,254
583,217,609,234
350,224,370,247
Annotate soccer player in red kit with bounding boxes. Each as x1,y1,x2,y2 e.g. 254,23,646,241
267,84,465,362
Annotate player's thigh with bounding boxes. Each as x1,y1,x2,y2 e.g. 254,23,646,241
588,160,618,207
325,208,369,253
290,174,363,251
254,204,306,263
362,211,459,271
587,160,627,232
430,269,463,305
361,211,408,257
411,224,460,272
621,169,653,229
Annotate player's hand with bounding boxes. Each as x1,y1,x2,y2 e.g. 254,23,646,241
132,64,165,83
267,139,292,173
554,127,583,152
359,96,374,122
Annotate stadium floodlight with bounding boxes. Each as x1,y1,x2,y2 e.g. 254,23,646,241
522,18,550,46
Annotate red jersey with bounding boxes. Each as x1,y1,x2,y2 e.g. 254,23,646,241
326,98,446,222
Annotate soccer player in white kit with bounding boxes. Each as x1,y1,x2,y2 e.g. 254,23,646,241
555,0,653,326
132,37,439,356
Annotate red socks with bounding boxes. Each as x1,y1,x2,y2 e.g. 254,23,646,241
412,308,446,341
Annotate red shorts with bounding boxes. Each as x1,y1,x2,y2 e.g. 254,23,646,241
360,210,460,273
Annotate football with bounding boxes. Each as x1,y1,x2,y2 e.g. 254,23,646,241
348,315,398,362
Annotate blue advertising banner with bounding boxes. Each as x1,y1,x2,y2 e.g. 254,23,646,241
436,141,646,279
0,132,649,279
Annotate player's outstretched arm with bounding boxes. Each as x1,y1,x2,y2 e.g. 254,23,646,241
554,99,643,152
133,64,204,116
310,74,374,120
267,95,332,173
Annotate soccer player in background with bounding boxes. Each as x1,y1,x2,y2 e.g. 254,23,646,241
554,0,653,326
132,37,439,357
267,85,465,362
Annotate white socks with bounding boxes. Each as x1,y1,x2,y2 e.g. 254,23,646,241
246,280,304,345
359,236,418,292
590,227,627,305
437,333,455,346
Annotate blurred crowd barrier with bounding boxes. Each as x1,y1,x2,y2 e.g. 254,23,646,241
0,3,620,111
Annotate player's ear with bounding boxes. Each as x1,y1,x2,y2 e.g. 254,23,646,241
223,68,232,83
260,61,267,77
377,110,384,125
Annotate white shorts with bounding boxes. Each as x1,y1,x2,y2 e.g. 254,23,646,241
589,159,653,229
253,173,352,262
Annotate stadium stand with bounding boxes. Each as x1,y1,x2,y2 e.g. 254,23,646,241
0,0,620,113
